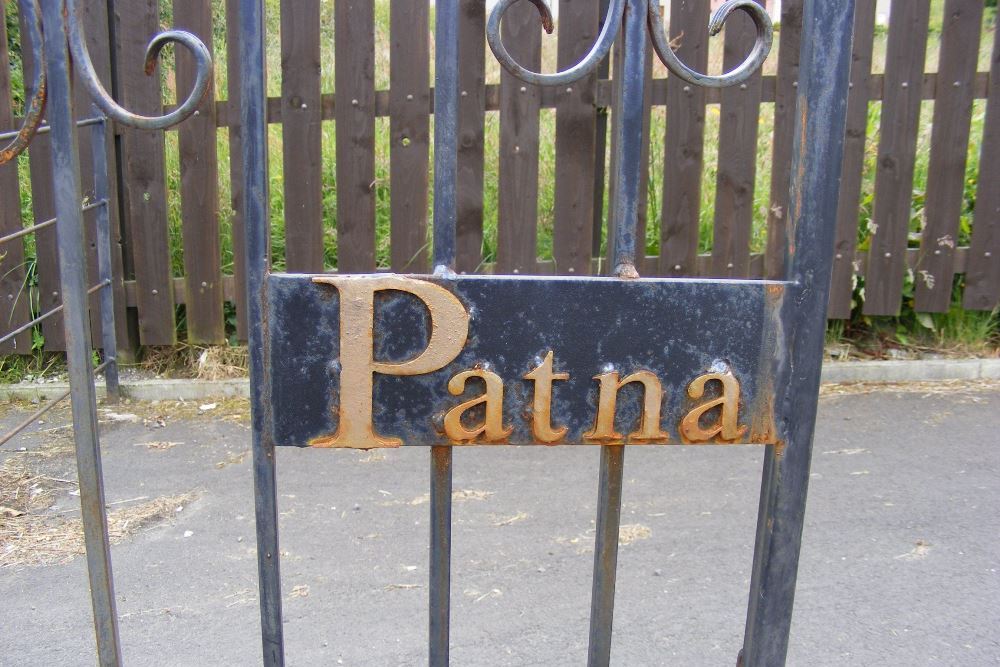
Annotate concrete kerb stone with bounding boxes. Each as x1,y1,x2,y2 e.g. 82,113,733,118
2,359,998,403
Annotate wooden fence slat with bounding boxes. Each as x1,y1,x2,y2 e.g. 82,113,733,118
763,0,802,279
116,1,176,344
496,2,542,274
914,0,984,312
389,0,430,272
828,0,877,319
0,3,31,353
226,0,248,340
174,0,224,343
281,0,324,272
552,0,599,276
334,0,376,272
456,0,487,273
963,20,1000,310
18,8,63,350
659,0,709,278
711,0,765,278
863,1,932,316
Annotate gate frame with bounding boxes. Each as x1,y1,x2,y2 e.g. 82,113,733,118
240,1,857,667
1,2,212,664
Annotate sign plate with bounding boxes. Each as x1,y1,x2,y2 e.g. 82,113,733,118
266,274,785,448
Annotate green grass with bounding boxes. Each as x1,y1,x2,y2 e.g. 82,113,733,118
2,0,999,362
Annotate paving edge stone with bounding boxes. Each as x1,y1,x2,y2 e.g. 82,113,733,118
2,359,998,403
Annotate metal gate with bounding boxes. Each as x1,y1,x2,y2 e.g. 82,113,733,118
4,0,857,664
244,0,856,664
0,1,210,663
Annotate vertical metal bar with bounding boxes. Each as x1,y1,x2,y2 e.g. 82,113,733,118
430,0,459,663
240,0,284,664
40,1,122,664
432,0,459,272
587,444,625,667
591,0,612,260
429,444,453,666
588,1,645,664
606,0,645,279
741,1,856,665
90,111,119,404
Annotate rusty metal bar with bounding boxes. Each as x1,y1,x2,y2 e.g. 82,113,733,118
240,0,284,664
89,113,119,403
0,279,109,346
0,199,105,246
741,1,857,665
40,0,121,663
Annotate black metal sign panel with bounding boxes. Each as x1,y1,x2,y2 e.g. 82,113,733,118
266,274,785,448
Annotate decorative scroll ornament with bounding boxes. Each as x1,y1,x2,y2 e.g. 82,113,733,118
0,0,213,166
487,0,773,89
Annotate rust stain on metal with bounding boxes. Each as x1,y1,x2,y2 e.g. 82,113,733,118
0,81,46,166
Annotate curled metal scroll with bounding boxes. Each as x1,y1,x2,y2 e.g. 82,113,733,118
487,0,773,89
66,0,212,131
648,0,773,88
0,0,46,166
486,0,626,87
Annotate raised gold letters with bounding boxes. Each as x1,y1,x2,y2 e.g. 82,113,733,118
584,370,669,444
310,275,469,448
444,368,513,443
680,369,747,443
523,351,569,444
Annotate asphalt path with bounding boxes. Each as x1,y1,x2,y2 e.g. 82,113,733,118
1,383,997,666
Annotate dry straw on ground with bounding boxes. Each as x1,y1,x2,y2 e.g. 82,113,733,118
0,457,197,568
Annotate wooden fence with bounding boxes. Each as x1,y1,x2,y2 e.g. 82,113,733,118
1,0,998,352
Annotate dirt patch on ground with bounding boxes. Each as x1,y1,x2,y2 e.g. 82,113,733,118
0,455,197,568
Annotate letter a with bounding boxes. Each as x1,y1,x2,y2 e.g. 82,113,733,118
311,275,469,448
680,369,747,443
444,369,513,443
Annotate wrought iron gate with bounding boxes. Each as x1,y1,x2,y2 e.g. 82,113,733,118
4,0,857,664
243,0,857,664
1,1,210,663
